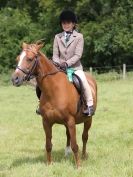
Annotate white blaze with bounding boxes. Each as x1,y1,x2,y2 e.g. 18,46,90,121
18,51,26,67
16,51,26,72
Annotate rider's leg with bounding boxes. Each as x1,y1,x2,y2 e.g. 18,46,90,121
36,86,41,115
74,70,94,116
36,85,41,99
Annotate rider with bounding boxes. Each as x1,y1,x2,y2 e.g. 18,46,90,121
52,10,94,116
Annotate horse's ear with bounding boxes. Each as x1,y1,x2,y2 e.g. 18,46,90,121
36,38,45,45
36,43,44,51
35,38,45,51
22,42,27,49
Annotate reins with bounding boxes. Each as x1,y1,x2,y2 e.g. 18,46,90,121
38,60,65,82
40,70,62,81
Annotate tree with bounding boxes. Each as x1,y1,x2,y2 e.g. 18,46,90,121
0,8,44,72
76,0,133,67
0,0,133,72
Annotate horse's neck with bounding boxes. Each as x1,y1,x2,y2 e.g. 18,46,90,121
36,52,59,89
38,52,56,73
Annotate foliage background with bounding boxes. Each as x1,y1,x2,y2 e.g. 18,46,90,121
0,0,133,73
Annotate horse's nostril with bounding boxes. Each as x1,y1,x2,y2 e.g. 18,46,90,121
12,76,21,86
15,76,18,81
15,77,19,84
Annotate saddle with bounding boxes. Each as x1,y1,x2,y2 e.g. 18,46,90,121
66,68,86,106
72,74,83,94
72,74,86,110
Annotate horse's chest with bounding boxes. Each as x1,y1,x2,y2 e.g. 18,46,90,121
41,105,66,124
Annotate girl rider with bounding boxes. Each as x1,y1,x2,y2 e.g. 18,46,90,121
52,10,94,116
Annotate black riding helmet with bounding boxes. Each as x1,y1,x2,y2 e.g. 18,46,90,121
59,10,78,25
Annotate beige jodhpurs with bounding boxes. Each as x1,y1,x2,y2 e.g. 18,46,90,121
74,70,93,106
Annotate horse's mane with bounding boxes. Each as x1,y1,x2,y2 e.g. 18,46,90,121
26,43,59,70
38,51,49,60
38,51,58,70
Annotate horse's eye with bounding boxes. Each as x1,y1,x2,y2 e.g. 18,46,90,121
27,58,33,62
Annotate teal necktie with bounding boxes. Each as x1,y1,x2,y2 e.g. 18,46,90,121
65,32,72,43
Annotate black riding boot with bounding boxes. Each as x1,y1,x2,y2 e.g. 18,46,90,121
36,86,41,115
36,85,41,100
83,105,94,117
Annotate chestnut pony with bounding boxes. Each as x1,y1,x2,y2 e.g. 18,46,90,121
12,42,97,168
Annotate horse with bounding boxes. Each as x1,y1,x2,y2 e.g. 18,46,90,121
12,42,97,168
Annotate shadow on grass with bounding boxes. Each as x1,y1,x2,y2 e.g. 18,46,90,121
10,148,74,169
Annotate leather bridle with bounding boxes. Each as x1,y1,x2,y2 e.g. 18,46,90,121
16,52,38,81
16,49,63,82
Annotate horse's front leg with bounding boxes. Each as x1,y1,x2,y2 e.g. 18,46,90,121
82,118,92,159
42,119,53,165
65,126,71,157
67,117,80,168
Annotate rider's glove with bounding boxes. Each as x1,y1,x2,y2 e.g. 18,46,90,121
60,62,68,71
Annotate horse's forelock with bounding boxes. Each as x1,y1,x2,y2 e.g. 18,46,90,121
16,55,20,62
30,44,37,49
28,44,38,52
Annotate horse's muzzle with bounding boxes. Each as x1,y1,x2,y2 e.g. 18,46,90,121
11,75,23,87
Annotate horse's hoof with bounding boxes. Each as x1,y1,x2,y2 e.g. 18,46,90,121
82,153,88,160
47,160,53,165
83,105,95,116
76,161,81,169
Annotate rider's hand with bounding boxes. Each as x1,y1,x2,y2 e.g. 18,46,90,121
60,62,68,71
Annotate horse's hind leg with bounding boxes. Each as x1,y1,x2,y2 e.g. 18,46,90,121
42,119,53,165
82,118,92,159
65,126,71,157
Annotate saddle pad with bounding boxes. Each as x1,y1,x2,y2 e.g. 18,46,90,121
67,68,75,82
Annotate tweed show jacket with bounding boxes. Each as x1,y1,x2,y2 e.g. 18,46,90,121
52,30,84,70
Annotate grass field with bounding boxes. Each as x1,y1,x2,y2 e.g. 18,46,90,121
0,78,133,177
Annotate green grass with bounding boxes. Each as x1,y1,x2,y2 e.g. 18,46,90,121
0,79,133,177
